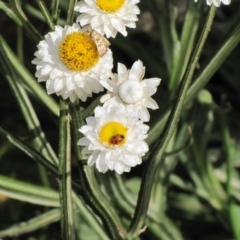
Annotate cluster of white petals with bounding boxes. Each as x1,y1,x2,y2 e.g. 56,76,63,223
100,60,161,122
194,0,231,7
75,0,140,38
78,105,149,174
32,1,163,174
32,23,113,102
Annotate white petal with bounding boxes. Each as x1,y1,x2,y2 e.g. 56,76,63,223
144,78,161,88
77,137,90,146
126,141,148,155
96,153,109,173
122,154,141,167
117,63,128,83
86,116,97,127
100,93,112,103
81,146,91,154
111,18,126,36
129,60,144,81
138,106,150,122
143,98,159,110
99,79,117,92
54,78,63,92
222,0,231,4
114,162,126,174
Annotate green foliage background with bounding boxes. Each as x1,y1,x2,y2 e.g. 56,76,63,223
0,0,240,239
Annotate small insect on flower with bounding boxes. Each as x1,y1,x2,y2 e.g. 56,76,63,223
90,30,110,57
111,134,124,145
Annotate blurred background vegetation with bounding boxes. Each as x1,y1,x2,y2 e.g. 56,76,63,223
0,0,240,239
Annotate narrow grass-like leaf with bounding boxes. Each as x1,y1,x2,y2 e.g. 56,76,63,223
72,193,109,240
0,208,60,238
0,125,58,176
36,0,55,31
0,35,59,117
127,6,216,238
0,1,22,26
0,174,58,201
169,0,199,91
0,39,58,166
101,174,184,240
147,21,240,146
58,99,75,240
50,0,59,24
155,0,172,74
9,0,42,42
220,113,240,240
66,0,77,25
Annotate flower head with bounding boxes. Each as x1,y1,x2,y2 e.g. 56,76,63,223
74,0,140,38
32,23,113,102
100,60,161,122
78,105,149,174
194,0,231,7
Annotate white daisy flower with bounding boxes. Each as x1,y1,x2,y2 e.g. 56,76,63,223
74,0,140,38
100,60,161,122
32,23,113,102
78,105,149,174
194,0,231,7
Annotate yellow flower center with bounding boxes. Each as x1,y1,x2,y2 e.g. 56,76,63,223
99,122,128,147
97,0,125,13
59,32,100,72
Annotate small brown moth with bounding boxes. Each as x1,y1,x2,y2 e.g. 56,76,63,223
90,30,110,57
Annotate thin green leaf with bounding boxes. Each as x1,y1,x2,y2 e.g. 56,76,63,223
0,209,60,238
155,0,172,74
0,188,59,207
36,0,55,31
147,20,240,146
0,35,59,117
58,99,75,240
50,0,60,24
220,113,240,240
0,38,58,166
0,1,22,26
127,6,216,238
169,0,199,91
9,0,42,42
72,193,109,240
66,0,76,25
0,125,58,176
0,174,58,201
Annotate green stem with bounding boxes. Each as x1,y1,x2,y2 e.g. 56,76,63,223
127,6,216,238
169,0,199,91
9,0,42,42
66,0,76,25
50,0,59,24
58,98,75,240
155,0,172,74
36,0,55,31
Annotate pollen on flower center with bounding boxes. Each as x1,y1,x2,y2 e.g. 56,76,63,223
59,32,100,71
97,0,125,13
99,121,128,147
